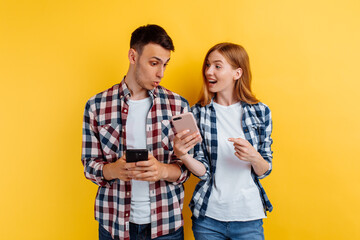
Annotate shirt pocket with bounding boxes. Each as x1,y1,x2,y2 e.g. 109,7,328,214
160,119,174,152
97,123,120,161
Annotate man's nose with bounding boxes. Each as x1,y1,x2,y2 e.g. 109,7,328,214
157,66,165,78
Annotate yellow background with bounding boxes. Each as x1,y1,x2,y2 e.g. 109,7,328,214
1,0,360,239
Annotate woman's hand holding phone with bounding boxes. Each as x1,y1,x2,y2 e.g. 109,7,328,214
173,130,202,159
171,112,206,176
171,113,202,158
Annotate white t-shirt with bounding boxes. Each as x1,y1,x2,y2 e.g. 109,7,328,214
126,97,152,224
205,101,266,221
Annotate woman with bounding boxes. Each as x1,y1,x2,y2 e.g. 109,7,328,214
173,43,273,240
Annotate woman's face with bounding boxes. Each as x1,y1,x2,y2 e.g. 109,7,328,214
204,50,240,95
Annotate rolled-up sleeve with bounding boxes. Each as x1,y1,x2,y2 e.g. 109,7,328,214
191,105,210,181
257,105,273,179
81,100,113,187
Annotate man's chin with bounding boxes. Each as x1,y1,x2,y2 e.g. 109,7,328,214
148,84,159,90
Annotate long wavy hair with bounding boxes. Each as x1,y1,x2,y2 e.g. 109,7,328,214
199,42,259,106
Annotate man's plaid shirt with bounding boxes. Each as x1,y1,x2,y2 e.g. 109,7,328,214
190,100,274,219
81,80,190,240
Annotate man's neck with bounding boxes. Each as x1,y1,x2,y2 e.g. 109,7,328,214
124,75,149,100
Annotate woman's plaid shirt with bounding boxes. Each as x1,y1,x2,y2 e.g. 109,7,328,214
189,100,274,219
81,80,190,240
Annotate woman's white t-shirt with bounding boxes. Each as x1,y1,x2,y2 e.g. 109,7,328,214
205,102,266,221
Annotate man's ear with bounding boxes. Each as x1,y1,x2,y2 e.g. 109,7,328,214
234,68,243,81
128,48,137,64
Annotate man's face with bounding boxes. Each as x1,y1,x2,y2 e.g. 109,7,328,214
134,43,171,90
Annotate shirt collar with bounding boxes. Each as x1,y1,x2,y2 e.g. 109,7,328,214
209,98,249,109
118,76,158,100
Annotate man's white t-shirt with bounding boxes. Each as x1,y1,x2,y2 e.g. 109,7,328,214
205,102,266,221
126,97,152,224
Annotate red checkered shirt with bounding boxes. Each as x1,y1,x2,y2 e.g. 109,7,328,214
81,79,190,239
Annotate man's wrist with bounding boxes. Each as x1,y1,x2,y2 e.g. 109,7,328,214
160,162,169,180
103,163,114,181
159,162,182,182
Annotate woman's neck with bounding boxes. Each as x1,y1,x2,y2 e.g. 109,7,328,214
214,91,239,106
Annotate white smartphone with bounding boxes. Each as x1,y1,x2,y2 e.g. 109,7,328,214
171,112,199,138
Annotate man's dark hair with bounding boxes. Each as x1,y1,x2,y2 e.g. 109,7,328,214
130,24,174,54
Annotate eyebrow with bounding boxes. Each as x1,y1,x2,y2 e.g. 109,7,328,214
212,60,223,63
151,57,171,64
207,59,223,63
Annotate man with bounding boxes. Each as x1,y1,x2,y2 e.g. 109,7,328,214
81,25,190,240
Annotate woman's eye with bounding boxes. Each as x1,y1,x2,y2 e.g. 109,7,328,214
151,62,158,66
205,63,210,67
216,65,221,69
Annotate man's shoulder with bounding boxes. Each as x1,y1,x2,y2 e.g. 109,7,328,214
157,85,188,104
87,83,120,104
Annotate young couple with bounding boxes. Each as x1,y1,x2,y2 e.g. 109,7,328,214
81,24,273,240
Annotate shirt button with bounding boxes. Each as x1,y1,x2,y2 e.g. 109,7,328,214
126,192,130,196
124,109,128,113
126,213,129,217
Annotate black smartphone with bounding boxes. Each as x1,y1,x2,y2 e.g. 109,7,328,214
125,149,148,162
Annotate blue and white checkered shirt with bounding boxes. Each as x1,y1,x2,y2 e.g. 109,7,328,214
189,100,273,219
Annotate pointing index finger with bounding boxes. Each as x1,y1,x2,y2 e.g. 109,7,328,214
228,137,246,145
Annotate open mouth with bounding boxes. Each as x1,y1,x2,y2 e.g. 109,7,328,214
208,80,217,84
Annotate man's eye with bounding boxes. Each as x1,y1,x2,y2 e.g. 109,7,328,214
164,63,168,68
151,62,158,66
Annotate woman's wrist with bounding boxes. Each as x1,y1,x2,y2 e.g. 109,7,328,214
178,153,190,161
250,152,263,166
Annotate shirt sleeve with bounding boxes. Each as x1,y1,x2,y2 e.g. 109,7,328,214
81,100,114,187
257,104,273,179
170,100,191,185
191,105,211,181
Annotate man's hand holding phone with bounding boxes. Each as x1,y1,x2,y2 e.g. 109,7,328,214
128,154,167,182
103,154,136,181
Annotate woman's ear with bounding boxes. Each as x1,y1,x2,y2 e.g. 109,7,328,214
234,68,243,81
128,48,137,64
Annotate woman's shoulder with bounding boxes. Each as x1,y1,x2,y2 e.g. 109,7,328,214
191,102,205,112
251,102,270,111
243,101,271,119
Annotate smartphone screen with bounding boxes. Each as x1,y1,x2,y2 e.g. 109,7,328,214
126,149,148,162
